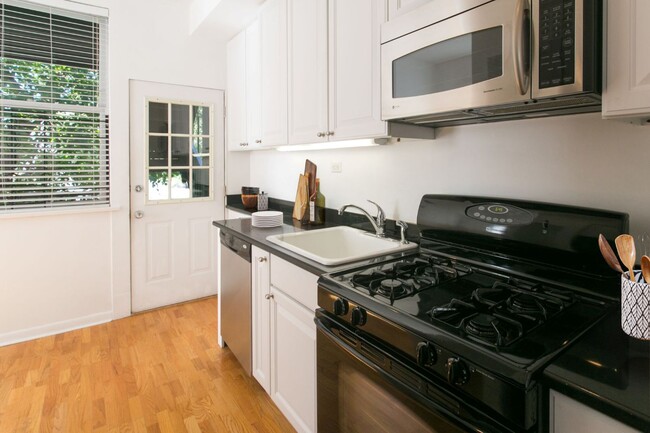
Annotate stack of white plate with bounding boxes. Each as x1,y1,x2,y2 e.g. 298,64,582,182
251,211,283,228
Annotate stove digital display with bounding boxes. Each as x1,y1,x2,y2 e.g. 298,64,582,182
466,203,534,225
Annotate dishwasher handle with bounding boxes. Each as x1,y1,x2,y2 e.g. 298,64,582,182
220,230,252,262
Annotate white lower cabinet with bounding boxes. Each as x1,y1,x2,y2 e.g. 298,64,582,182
549,390,640,433
252,250,318,433
251,246,271,393
270,287,316,433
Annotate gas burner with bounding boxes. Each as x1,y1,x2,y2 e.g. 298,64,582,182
463,313,523,347
471,287,510,306
378,279,407,297
507,293,547,317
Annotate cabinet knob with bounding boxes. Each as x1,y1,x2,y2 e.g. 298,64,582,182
264,293,274,300
257,257,267,263
327,131,334,136
317,132,325,137
240,142,248,147
255,139,262,144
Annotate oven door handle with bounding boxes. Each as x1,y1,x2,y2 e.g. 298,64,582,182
315,317,473,430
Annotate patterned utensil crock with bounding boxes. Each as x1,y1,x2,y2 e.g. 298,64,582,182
621,271,650,340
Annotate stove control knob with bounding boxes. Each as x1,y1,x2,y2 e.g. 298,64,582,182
446,357,470,386
350,307,367,327
416,342,437,367
332,298,349,316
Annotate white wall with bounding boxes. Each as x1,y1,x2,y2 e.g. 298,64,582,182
249,113,650,240
0,0,228,345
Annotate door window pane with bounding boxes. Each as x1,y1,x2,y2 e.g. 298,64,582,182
148,170,169,200
148,102,168,133
171,169,190,199
193,155,209,166
171,137,189,166
171,104,190,134
149,136,168,166
192,105,209,135
392,27,503,98
192,169,210,198
192,137,210,154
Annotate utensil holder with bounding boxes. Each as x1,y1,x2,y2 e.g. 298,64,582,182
621,272,650,340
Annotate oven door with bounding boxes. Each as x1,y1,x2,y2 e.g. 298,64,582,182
381,0,532,122
316,313,514,433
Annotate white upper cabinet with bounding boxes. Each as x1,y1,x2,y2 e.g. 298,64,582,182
260,0,289,147
287,0,388,146
329,0,387,140
602,0,650,122
226,30,247,151
246,19,262,147
387,0,432,21
288,0,329,144
226,20,262,152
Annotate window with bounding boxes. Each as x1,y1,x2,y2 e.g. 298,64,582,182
0,1,108,212
146,100,212,202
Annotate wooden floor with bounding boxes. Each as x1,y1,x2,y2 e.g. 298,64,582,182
0,297,296,433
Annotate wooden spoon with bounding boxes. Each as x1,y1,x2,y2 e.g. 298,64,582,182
615,234,636,282
598,234,624,273
641,255,650,283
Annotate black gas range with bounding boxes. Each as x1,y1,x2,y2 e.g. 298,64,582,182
315,195,628,433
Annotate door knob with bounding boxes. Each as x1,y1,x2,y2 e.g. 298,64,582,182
134,211,144,219
134,185,143,192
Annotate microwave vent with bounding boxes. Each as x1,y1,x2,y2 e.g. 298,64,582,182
480,96,601,116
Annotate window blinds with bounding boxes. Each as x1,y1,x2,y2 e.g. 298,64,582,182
0,1,109,212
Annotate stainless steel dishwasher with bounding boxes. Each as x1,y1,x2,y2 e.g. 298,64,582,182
220,230,252,375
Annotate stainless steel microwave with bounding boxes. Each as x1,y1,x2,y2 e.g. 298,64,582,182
381,0,602,126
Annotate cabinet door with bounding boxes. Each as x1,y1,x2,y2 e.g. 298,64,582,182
226,30,248,151
260,0,289,147
270,287,316,433
246,19,262,148
251,246,271,393
287,0,329,145
602,0,650,120
549,390,640,433
387,0,432,20
328,0,387,140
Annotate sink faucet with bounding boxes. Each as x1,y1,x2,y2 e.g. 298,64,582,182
338,200,386,237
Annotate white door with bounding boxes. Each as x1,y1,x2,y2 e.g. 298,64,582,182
129,80,225,312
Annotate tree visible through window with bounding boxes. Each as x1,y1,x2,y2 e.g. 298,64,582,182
0,2,108,212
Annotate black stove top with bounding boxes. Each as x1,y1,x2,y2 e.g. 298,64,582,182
326,250,608,362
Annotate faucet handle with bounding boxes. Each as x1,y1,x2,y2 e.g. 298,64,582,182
396,220,409,245
367,200,385,225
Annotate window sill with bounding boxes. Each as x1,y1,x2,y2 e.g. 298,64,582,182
0,205,122,220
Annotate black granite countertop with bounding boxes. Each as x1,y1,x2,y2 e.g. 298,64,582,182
543,310,650,431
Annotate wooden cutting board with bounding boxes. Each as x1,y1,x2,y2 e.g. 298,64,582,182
304,159,317,199
292,174,309,221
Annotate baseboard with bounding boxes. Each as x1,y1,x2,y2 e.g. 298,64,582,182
0,310,113,347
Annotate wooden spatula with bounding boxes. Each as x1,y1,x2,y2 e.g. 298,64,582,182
615,234,636,282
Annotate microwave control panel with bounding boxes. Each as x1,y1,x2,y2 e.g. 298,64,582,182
539,0,575,88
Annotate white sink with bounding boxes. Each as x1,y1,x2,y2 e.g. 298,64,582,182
266,226,417,266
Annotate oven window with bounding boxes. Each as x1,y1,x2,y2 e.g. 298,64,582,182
392,26,503,98
317,328,468,433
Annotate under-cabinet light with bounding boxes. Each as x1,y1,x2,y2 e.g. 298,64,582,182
276,138,385,152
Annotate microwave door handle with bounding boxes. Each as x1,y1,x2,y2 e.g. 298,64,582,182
513,0,532,95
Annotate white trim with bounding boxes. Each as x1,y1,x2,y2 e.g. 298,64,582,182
8,0,109,17
0,205,121,220
0,310,113,347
